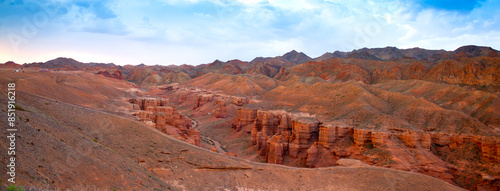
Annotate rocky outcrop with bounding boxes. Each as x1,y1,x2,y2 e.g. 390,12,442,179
273,67,290,80
354,129,372,147
318,122,354,148
429,132,500,162
371,131,392,147
132,98,200,146
423,60,500,87
194,94,214,109
481,136,499,162
395,131,431,150
97,70,124,80
233,107,500,190
233,108,257,131
289,117,320,158
306,143,319,167
214,98,227,118
239,109,321,163
130,98,169,110
178,92,188,103
148,84,179,95
266,135,285,164
232,96,250,106
186,129,201,146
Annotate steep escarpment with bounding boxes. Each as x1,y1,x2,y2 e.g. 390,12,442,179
233,108,499,190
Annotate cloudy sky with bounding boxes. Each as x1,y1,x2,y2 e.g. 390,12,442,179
0,0,499,65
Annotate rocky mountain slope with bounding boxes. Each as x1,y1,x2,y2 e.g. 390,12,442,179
5,45,497,91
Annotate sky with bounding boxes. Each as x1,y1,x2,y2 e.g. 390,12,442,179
0,0,499,65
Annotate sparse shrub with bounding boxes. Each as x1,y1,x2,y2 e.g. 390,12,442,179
14,103,28,112
7,185,24,191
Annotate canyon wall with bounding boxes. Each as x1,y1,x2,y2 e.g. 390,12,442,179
237,109,500,165
234,108,500,189
130,98,200,146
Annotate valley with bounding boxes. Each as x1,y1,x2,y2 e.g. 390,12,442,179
1,45,498,190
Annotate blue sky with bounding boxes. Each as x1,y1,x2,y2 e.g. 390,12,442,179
0,0,499,65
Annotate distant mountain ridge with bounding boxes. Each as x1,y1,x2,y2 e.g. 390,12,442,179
315,45,498,62
2,45,498,89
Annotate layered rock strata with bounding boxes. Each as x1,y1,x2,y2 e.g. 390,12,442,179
131,98,200,146
214,98,227,118
234,108,500,189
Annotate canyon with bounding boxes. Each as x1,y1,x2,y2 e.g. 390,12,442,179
1,45,498,190
156,81,498,190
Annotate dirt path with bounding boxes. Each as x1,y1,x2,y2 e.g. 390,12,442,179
189,118,226,154
201,135,226,153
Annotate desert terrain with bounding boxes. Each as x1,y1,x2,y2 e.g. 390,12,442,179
1,45,498,190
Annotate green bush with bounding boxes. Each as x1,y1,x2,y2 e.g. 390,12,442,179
14,103,28,112
7,185,24,191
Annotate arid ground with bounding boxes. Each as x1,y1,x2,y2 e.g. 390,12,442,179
1,45,498,190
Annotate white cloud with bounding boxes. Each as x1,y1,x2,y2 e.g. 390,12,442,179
1,0,499,65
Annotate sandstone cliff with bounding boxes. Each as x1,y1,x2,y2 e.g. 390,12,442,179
234,108,500,190
131,98,200,146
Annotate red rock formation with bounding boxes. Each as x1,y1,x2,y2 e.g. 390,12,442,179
132,98,199,146
318,122,354,148
97,70,124,80
371,131,392,147
318,123,337,148
214,98,227,118
424,59,500,86
306,143,319,167
245,110,321,160
230,107,500,190
403,62,428,80
481,136,499,162
273,67,290,80
130,98,168,110
178,92,188,103
225,152,238,157
353,129,372,147
372,66,402,83
266,135,285,164
232,96,250,106
194,94,213,109
186,129,201,146
395,131,431,150
233,108,257,131
289,117,320,158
